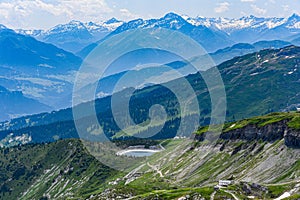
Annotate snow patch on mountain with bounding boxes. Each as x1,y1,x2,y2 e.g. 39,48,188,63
184,14,300,34
191,16,287,32
0,24,8,30
12,13,300,39
16,18,124,38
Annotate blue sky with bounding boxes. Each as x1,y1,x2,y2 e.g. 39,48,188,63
0,0,299,29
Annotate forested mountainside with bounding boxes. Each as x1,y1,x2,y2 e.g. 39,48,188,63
0,45,299,145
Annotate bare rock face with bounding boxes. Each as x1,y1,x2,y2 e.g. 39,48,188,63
215,120,300,148
284,129,300,147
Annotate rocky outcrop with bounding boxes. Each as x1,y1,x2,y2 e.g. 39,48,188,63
214,120,300,148
284,129,300,148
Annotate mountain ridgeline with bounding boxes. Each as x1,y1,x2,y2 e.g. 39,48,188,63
77,13,300,57
0,139,117,200
0,86,51,121
14,13,300,57
1,12,300,121
0,45,299,145
195,112,300,148
0,28,82,118
16,19,123,53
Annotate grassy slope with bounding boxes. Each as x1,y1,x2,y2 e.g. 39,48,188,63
220,112,300,132
0,139,118,200
97,138,299,199
0,139,298,199
104,112,300,199
218,46,300,120
194,112,300,138
0,112,300,199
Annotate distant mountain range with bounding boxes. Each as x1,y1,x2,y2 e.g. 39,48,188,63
0,28,82,115
76,39,293,100
12,13,300,55
1,45,299,143
0,29,81,74
0,13,299,121
211,40,292,65
0,86,51,121
16,18,123,53
185,13,300,42
0,26,295,121
291,33,300,46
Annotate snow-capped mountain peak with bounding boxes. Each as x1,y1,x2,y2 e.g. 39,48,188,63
14,13,300,40
106,18,121,24
100,18,124,31
16,29,43,37
47,20,87,34
10,13,300,54
113,12,191,33
288,13,300,20
69,20,85,26
284,13,300,29
84,21,106,32
187,14,299,33
163,12,183,20
0,24,7,30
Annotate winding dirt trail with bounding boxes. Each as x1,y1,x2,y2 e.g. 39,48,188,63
223,190,239,200
210,191,216,200
147,162,164,178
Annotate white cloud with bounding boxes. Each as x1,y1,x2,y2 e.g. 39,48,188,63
240,11,247,16
282,5,290,12
241,0,256,2
0,0,113,29
251,4,267,15
214,2,230,13
119,8,139,19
